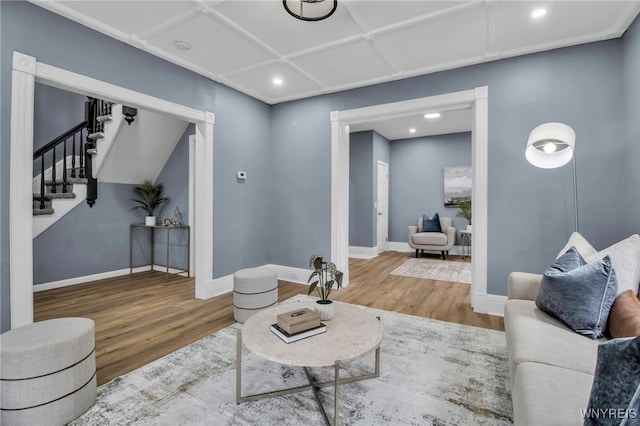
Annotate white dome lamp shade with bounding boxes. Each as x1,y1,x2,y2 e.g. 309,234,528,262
525,122,579,232
525,122,576,169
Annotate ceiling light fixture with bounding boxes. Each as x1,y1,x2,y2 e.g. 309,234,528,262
531,8,547,18
424,113,441,119
283,0,337,22
174,40,192,51
272,77,284,86
409,128,417,133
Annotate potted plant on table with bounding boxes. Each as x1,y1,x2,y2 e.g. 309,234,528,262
457,198,472,232
131,180,169,226
307,255,343,320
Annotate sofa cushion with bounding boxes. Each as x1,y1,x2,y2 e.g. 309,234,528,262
584,337,640,425
412,232,448,246
584,234,640,297
607,290,640,338
512,362,593,426
505,299,601,377
557,231,597,259
535,247,617,339
558,233,640,297
421,213,442,233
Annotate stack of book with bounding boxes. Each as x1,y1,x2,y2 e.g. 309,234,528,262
271,308,326,343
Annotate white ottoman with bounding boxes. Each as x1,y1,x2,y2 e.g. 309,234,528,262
234,268,278,323
0,317,97,426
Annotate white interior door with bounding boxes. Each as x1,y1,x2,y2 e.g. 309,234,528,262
376,161,389,254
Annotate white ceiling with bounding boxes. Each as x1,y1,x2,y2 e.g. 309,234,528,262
33,0,640,108
34,0,640,104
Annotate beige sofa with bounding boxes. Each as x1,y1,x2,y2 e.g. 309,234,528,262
408,216,456,259
505,272,602,425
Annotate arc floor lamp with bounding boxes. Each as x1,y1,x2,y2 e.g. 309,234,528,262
525,122,579,232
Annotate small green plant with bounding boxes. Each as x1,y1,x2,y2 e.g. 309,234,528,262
131,180,169,216
457,198,471,224
307,255,343,303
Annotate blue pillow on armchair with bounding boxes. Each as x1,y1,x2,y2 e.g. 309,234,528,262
421,213,442,233
535,246,618,339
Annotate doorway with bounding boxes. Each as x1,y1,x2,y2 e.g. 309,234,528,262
376,161,389,254
331,87,489,312
9,51,214,329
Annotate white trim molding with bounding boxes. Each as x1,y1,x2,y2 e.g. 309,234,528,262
331,86,490,313
487,294,507,317
348,246,379,259
10,51,214,329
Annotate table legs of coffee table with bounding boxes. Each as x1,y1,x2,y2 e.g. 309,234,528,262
236,330,380,426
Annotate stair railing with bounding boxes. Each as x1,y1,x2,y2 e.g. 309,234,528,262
32,97,113,211
33,121,88,210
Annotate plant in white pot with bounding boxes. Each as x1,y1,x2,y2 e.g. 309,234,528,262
131,180,169,226
307,255,343,320
457,198,472,231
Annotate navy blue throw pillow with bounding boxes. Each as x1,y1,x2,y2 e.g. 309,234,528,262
584,336,640,425
535,247,618,339
421,213,442,233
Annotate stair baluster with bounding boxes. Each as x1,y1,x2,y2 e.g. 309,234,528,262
39,156,46,210
79,128,85,179
71,133,76,178
50,146,57,194
62,139,68,193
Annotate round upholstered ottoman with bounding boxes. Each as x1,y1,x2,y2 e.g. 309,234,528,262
0,318,97,426
233,268,278,323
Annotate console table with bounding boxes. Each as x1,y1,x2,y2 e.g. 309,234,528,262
237,300,383,425
129,224,190,280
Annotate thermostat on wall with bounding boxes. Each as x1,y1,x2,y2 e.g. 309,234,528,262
237,171,247,180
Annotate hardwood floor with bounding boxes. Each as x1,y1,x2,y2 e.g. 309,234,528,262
34,250,503,386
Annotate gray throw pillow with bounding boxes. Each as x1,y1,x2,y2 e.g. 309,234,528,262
421,213,441,232
535,247,618,339
584,336,640,425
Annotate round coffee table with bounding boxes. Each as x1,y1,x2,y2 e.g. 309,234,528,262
236,299,384,425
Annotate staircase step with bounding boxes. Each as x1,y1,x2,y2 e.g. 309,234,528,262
33,208,55,216
88,132,104,141
96,115,112,123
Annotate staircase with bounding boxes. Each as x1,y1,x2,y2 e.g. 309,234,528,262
32,97,121,238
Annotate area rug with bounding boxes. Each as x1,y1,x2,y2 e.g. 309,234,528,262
391,258,472,284
71,296,511,425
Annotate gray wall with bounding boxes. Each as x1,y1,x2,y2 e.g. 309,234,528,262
34,83,86,151
349,131,374,247
270,38,633,297
1,1,274,330
622,16,640,232
349,130,391,248
389,132,471,243
2,2,639,330
151,124,193,270
33,183,143,284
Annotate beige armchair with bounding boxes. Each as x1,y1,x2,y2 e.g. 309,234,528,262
408,216,456,259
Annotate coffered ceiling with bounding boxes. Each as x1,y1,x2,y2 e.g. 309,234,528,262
33,0,639,107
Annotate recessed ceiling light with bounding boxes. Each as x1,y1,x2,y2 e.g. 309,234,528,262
409,128,416,133
272,77,283,86
424,113,441,119
531,8,546,18
174,40,192,51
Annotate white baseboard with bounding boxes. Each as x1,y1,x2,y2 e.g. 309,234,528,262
387,242,412,252
197,275,233,300
348,246,378,259
196,264,310,300
263,264,309,284
34,264,189,292
34,266,149,292
487,294,507,317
